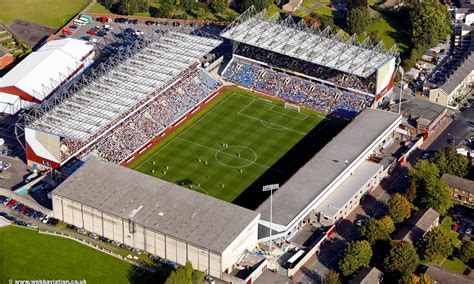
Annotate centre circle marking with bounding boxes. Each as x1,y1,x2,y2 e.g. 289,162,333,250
214,146,257,168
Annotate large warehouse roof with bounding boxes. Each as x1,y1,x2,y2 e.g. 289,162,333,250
220,7,397,78
0,38,93,101
256,109,400,226
27,31,221,140
53,158,259,254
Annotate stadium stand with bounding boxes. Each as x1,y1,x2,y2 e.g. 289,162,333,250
25,31,222,169
222,58,371,118
220,7,399,110
233,44,376,94
68,68,221,164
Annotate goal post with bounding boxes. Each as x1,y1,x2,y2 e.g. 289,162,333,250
284,102,301,112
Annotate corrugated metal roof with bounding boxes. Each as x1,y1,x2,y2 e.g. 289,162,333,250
0,38,93,101
53,158,259,253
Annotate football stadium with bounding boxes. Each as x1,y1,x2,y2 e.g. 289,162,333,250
21,7,403,281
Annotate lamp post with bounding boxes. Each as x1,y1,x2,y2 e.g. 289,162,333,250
263,184,279,256
398,66,404,114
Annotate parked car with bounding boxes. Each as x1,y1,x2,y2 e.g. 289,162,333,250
89,233,99,239
15,220,27,226
27,223,38,228
132,248,142,254
466,227,472,234
0,212,7,217
149,254,160,260
99,236,110,242
67,224,77,230
77,228,87,234
1,197,10,205
120,244,132,250
5,215,16,221
42,215,50,223
111,240,121,246
356,219,365,226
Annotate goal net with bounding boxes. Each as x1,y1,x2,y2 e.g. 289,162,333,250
284,102,301,112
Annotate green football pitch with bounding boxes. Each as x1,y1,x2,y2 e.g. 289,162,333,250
130,88,346,209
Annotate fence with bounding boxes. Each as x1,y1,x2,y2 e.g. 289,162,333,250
38,229,126,261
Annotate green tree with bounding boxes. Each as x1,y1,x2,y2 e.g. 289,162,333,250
408,0,452,50
410,273,434,284
409,160,453,214
419,228,453,261
312,14,337,30
165,261,204,284
409,160,440,187
149,0,173,18
241,0,272,12
99,0,116,9
179,0,194,10
457,240,474,263
209,0,227,13
419,179,453,215
339,240,373,276
384,241,420,278
406,180,417,203
324,270,342,284
388,193,412,223
368,30,382,44
117,0,138,15
359,216,395,243
431,147,470,177
345,7,371,34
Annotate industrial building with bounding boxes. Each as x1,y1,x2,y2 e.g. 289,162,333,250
52,158,260,279
0,38,94,114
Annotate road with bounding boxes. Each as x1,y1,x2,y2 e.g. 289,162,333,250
427,105,474,151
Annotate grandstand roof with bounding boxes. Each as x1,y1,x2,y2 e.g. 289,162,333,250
0,38,93,101
256,109,401,227
26,31,222,140
53,157,259,254
220,7,398,78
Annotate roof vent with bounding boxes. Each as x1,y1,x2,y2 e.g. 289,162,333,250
158,212,165,216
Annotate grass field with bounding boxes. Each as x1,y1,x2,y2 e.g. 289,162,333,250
130,88,345,209
0,0,90,28
428,217,470,274
0,226,166,283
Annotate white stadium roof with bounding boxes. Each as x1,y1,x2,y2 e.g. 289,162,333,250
26,31,221,140
220,7,398,78
0,38,93,101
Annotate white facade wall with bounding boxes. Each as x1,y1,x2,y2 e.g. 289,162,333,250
221,215,259,273
324,166,384,226
52,195,254,279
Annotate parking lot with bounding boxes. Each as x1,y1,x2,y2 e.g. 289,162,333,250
0,155,31,189
58,17,225,61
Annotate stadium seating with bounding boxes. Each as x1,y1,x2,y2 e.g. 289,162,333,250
61,68,221,163
234,44,376,93
222,59,372,118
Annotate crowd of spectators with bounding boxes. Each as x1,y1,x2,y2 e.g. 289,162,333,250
235,44,376,94
61,68,220,164
222,59,373,118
